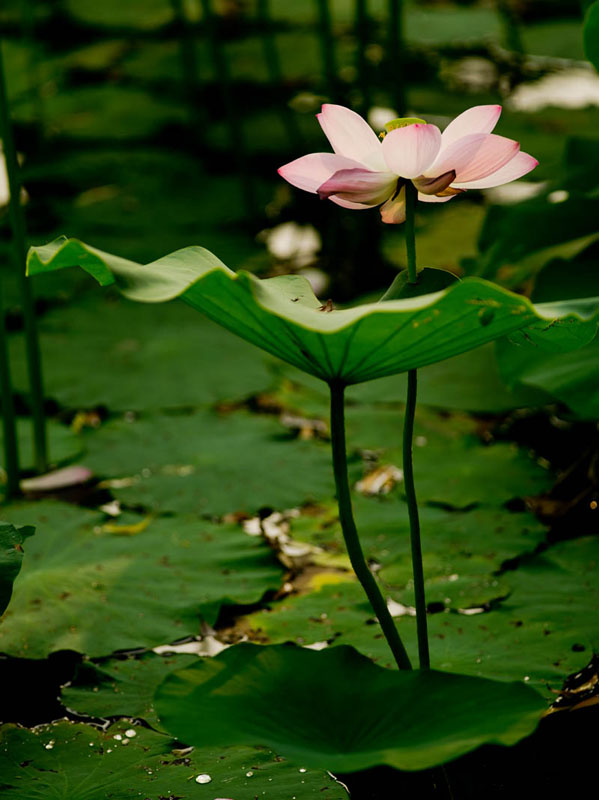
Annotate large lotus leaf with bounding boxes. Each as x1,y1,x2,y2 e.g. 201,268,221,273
81,409,336,515
0,501,282,658
8,295,277,411
276,344,550,414
155,643,544,772
244,537,599,691
62,652,199,728
0,720,345,799
350,342,551,412
496,336,599,419
0,522,34,617
27,238,599,384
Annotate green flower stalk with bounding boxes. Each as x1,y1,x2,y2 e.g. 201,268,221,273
0,42,47,475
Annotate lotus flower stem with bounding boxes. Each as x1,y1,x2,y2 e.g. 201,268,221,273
0,273,19,498
403,181,430,668
0,42,47,474
329,380,412,670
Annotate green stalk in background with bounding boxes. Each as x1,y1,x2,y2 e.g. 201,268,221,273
256,0,302,150
388,0,406,115
0,273,19,499
170,0,205,138
0,42,47,474
329,380,412,670
315,0,338,99
496,0,524,56
402,181,430,668
354,0,371,112
199,0,255,221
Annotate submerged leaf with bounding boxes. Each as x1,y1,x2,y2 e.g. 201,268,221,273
27,237,599,384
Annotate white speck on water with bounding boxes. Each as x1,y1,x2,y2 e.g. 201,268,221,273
153,637,229,657
89,743,94,747
299,768,307,773
246,771,254,777
44,740,55,750
415,436,427,447
124,729,137,738
524,676,530,682
448,574,459,582
387,598,416,617
121,738,130,746
113,734,123,740
195,774,212,784
303,640,329,651
106,749,113,754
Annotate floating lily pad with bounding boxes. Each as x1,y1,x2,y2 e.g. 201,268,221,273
343,406,552,508
0,419,82,477
0,521,34,617
9,296,277,411
82,409,336,516
62,652,200,727
0,502,282,658
0,720,345,799
245,536,599,690
287,497,547,607
155,643,545,772
27,238,599,385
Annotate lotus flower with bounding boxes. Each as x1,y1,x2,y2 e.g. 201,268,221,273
278,104,538,224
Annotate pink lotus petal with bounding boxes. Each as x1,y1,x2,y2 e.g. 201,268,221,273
426,133,519,184
318,104,386,171
278,152,366,193
441,105,502,148
417,192,455,203
452,151,539,189
380,187,406,224
382,124,442,179
318,168,397,206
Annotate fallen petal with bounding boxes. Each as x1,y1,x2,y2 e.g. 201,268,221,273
382,123,442,178
20,465,93,492
452,151,539,189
